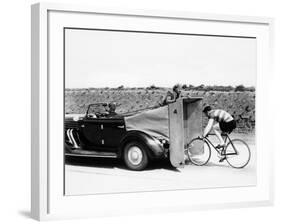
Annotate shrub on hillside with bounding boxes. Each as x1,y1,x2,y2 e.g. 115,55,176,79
235,85,246,92
146,84,160,90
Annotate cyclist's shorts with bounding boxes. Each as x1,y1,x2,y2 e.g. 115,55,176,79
219,120,236,133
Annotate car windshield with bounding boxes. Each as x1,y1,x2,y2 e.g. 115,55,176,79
87,104,107,116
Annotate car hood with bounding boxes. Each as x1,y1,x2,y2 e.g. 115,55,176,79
65,114,85,121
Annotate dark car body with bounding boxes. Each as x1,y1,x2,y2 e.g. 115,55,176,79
65,103,169,169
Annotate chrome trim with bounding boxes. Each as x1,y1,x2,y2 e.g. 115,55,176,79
70,129,79,148
65,153,117,158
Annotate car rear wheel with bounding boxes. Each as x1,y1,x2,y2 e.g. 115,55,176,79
123,142,149,171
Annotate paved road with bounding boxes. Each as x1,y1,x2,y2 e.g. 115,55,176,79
65,133,256,195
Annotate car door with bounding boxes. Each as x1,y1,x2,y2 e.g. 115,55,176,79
101,118,126,150
80,118,102,147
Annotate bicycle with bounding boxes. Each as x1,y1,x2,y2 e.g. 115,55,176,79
185,133,251,168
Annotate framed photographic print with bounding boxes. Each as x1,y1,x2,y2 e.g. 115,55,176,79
31,2,274,221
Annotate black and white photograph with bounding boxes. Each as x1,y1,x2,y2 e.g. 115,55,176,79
64,28,256,195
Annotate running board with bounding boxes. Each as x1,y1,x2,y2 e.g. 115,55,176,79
65,149,118,158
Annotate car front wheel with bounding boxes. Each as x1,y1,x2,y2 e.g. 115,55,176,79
123,142,149,171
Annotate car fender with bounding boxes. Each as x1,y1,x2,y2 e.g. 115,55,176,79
119,130,165,159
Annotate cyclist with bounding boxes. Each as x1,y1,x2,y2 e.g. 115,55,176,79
202,106,236,150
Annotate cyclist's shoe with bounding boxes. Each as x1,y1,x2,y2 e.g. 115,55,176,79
215,144,225,149
217,152,223,159
219,156,226,163
217,148,226,159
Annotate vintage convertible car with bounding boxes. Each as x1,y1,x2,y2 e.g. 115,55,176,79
65,98,203,170
65,103,170,171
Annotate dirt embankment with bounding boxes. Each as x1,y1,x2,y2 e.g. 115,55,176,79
65,88,255,133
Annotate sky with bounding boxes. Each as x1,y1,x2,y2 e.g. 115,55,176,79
65,29,256,89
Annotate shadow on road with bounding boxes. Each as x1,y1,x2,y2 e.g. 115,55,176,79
65,156,179,172
206,161,230,168
184,160,230,168
18,210,32,219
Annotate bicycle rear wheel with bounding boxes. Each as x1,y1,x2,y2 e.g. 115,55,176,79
225,139,251,168
186,138,211,166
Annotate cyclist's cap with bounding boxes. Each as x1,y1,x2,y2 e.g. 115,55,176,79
203,106,212,113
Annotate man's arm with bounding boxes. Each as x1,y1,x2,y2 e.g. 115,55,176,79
203,118,214,137
165,95,176,104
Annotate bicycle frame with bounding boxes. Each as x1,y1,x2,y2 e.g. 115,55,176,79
202,133,238,156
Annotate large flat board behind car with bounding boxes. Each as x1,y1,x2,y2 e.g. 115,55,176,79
168,100,185,168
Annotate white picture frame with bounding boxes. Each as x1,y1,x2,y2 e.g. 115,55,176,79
31,2,274,221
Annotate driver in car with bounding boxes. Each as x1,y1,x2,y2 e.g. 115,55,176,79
105,102,118,117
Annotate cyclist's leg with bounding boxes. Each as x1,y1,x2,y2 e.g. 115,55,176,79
212,122,225,147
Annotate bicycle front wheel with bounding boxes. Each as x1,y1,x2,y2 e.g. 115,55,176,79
186,138,211,166
225,139,251,168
